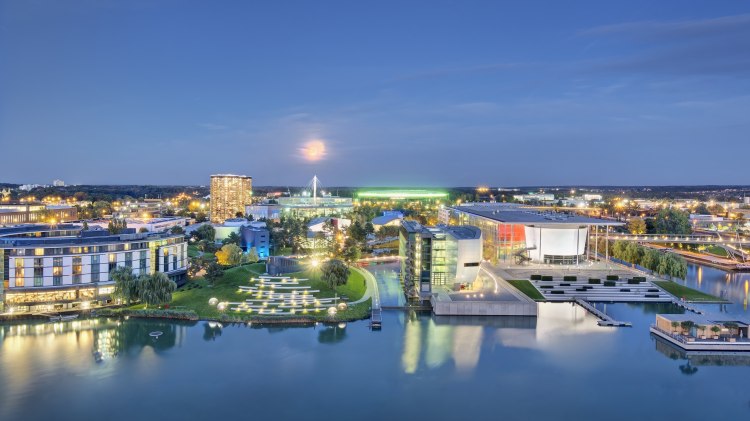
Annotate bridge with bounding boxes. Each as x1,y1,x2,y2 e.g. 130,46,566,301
594,233,750,246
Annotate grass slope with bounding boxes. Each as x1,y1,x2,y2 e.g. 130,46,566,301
507,280,545,301
653,281,725,302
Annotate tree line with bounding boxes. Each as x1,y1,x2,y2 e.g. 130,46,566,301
602,239,688,280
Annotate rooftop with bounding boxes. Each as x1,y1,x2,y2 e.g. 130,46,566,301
450,203,624,226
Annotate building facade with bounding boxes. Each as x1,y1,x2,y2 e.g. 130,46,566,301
399,221,482,301
0,203,78,226
0,224,187,313
442,203,623,265
210,174,252,224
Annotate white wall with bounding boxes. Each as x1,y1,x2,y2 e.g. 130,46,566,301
524,226,588,262
454,237,482,284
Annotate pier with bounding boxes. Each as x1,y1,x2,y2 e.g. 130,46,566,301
575,298,632,327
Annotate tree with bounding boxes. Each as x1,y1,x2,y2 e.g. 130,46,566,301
657,253,672,277
710,325,721,338
223,231,241,246
195,224,216,242
341,237,361,264
195,212,208,223
693,202,710,215
364,222,375,236
138,227,149,233
641,248,661,272
138,272,176,308
216,243,243,266
654,208,692,235
170,225,185,235
320,259,350,291
81,221,89,231
628,217,647,235
108,218,127,234
244,247,259,264
112,266,139,305
204,262,224,285
671,321,680,333
188,256,210,278
680,320,695,336
622,242,643,266
612,240,627,260
235,211,244,218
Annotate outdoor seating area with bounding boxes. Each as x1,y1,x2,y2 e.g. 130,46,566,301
650,314,750,351
227,276,346,316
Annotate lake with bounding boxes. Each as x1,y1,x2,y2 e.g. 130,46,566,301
1,262,749,420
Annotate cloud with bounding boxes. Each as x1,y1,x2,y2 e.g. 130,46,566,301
579,14,750,40
578,14,750,78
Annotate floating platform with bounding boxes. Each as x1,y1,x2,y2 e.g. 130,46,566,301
650,327,750,352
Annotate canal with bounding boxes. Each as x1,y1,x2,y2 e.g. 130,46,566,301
1,262,749,420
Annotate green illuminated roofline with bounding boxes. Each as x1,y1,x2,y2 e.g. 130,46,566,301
356,190,449,199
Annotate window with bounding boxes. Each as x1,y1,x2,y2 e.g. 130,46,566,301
108,253,117,272
34,258,44,287
35,248,44,256
140,251,147,272
53,257,63,286
15,259,25,287
72,256,82,284
125,252,132,268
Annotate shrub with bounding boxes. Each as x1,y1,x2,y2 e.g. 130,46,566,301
588,278,601,284
645,294,660,298
633,276,646,282
563,276,577,282
540,285,554,289
530,274,542,280
550,290,565,294
604,280,616,287
541,275,553,282
559,283,571,287
627,279,642,284
606,275,619,281
620,288,631,292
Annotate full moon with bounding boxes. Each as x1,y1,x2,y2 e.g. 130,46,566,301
301,140,326,162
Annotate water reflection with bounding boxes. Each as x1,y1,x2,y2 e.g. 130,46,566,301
684,263,750,316
653,334,750,368
318,324,347,344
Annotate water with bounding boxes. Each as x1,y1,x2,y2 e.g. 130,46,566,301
2,263,750,421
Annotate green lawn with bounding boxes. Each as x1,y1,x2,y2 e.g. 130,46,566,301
652,281,725,302
187,244,216,261
167,263,370,321
507,280,545,301
702,245,729,257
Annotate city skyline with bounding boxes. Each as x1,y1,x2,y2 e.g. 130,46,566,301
2,1,750,186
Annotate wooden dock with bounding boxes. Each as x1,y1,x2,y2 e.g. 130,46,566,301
575,298,632,327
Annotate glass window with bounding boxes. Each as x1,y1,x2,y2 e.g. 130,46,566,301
125,252,132,268
35,248,44,256
15,258,25,287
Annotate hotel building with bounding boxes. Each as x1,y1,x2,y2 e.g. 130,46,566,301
399,221,482,301
210,174,252,224
0,224,187,313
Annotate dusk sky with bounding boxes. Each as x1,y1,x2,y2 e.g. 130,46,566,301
1,1,749,187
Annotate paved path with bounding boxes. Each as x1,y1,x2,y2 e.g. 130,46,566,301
365,262,404,307
348,266,380,309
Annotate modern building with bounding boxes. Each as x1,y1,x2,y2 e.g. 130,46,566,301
441,203,623,265
52,179,65,187
512,193,555,204
356,189,448,201
246,196,353,221
89,217,187,233
399,221,482,301
210,174,252,224
0,203,78,226
371,211,404,231
0,224,187,313
213,219,269,258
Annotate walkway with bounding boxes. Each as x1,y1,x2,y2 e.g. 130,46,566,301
364,262,404,308
348,266,380,309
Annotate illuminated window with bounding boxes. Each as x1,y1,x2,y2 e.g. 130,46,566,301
14,259,25,287
35,248,44,256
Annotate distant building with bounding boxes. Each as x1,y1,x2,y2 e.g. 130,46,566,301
0,224,187,313
512,193,555,203
583,194,603,201
52,179,65,187
371,211,404,231
210,174,252,224
0,203,78,226
19,184,44,191
399,221,482,301
88,217,187,233
246,196,353,221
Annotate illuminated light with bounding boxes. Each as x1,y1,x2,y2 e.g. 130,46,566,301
301,139,327,162
311,259,320,268
356,190,449,200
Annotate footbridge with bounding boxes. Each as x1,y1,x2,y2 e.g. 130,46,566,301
596,233,750,246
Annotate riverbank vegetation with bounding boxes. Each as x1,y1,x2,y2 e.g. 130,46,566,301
597,240,688,280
